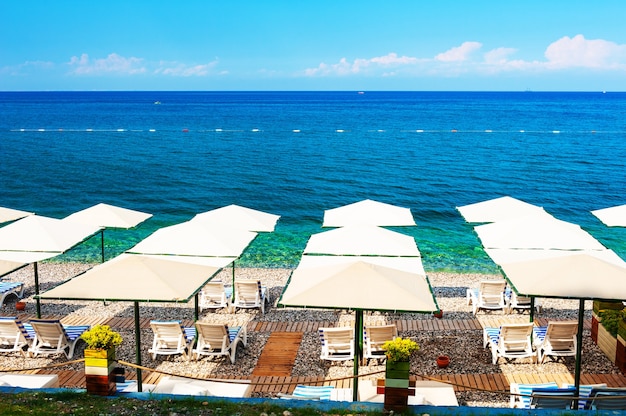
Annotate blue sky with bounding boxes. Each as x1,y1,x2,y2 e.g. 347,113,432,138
1,1,626,91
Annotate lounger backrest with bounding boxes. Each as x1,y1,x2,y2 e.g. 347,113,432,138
150,321,186,347
196,323,229,351
479,280,506,306
530,387,575,409
365,324,397,351
0,317,29,344
235,280,261,305
546,322,577,351
587,387,626,410
500,323,533,352
203,282,226,302
29,320,68,344
320,327,353,353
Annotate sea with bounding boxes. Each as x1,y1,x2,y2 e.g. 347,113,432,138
1,91,625,273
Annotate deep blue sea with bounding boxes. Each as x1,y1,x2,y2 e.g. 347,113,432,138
1,91,626,272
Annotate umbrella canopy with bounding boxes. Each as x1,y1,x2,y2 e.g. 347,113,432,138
128,221,257,258
0,215,101,253
303,225,420,257
500,251,626,300
64,203,152,229
457,196,550,223
591,204,626,227
39,253,230,302
484,247,626,266
0,207,33,224
192,204,280,232
0,258,27,278
474,216,606,250
322,199,416,227
279,256,434,312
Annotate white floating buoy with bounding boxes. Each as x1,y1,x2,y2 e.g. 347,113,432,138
336,129,344,133
117,129,125,132
86,129,93,132
292,129,301,133
552,130,560,134
519,130,525,133
416,129,424,133
38,129,45,132
215,128,223,132
485,129,492,133
251,128,260,132
149,129,156,132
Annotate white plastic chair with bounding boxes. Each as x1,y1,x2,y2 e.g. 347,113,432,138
533,321,578,363
467,280,506,315
148,320,195,360
0,317,32,356
192,322,247,364
0,282,24,307
483,322,536,364
363,324,397,363
199,282,232,311
233,280,269,314
27,319,90,359
318,327,354,361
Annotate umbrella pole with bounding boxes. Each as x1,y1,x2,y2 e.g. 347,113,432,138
134,301,143,392
34,262,41,318
574,299,584,408
353,309,362,402
100,229,105,263
231,261,236,303
194,293,199,321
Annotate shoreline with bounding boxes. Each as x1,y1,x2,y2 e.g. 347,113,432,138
1,262,622,407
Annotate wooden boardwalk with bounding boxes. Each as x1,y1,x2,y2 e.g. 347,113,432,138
4,312,619,399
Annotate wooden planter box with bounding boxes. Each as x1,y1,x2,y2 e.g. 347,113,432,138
616,335,626,375
383,361,412,412
85,348,116,396
597,323,617,363
591,313,600,343
593,300,624,315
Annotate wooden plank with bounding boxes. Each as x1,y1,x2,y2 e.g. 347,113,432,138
252,332,302,377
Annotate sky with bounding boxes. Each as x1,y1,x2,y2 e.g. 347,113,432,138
1,1,626,91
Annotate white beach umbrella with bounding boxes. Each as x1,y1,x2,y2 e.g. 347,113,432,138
0,207,33,224
65,203,152,229
0,215,101,253
39,253,231,392
65,203,153,262
0,215,101,316
322,199,416,227
484,247,626,266
128,220,257,258
192,204,280,232
591,204,626,227
474,215,606,251
303,224,420,257
278,255,437,401
457,196,550,223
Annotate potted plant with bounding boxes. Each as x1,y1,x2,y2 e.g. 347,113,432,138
81,325,123,396
381,337,419,412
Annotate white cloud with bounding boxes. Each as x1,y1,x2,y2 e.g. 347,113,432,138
68,53,145,75
544,34,626,69
0,60,54,76
304,53,419,76
435,42,482,62
484,47,517,65
155,59,220,77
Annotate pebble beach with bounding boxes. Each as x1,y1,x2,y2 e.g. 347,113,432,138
1,262,622,407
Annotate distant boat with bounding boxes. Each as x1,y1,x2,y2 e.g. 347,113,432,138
357,91,365,95
154,101,161,105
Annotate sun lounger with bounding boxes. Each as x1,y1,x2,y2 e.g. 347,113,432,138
199,282,232,311
0,317,32,356
27,319,90,359
563,383,607,410
530,387,576,409
533,321,578,363
510,382,558,408
148,320,196,360
233,279,270,314
363,324,397,363
584,387,626,410
191,322,247,364
483,323,536,364
318,327,354,361
152,376,251,397
0,282,25,307
466,280,506,315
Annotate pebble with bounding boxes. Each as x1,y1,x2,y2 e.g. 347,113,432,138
1,263,621,408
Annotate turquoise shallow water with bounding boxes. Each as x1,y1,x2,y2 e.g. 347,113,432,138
1,91,625,272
